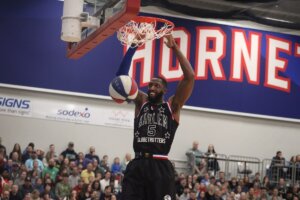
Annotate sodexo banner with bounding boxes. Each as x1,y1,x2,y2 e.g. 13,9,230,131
0,93,134,129
1,1,300,122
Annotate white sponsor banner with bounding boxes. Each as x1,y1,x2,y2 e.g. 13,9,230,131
0,93,134,129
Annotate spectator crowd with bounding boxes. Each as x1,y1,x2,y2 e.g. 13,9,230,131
0,138,299,200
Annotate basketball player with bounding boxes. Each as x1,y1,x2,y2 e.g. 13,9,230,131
117,34,195,200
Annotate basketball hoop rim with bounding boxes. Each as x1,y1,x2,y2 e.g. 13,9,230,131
132,16,174,27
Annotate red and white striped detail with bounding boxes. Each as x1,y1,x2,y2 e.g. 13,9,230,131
153,154,168,160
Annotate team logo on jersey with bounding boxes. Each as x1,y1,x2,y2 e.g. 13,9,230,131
163,195,171,200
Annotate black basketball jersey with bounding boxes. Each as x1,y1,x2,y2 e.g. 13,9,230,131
133,101,179,155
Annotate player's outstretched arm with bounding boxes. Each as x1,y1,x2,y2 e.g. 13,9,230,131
115,44,147,114
164,34,195,115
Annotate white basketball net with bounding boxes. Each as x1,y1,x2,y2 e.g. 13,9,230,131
117,18,174,47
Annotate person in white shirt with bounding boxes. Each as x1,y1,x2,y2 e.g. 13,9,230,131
100,171,111,193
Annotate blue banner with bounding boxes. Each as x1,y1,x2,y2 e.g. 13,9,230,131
1,0,300,121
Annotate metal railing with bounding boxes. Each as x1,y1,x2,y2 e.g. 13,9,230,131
227,155,261,180
262,159,300,185
172,154,300,186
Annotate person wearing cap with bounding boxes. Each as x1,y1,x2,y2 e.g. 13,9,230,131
60,142,78,162
25,150,44,171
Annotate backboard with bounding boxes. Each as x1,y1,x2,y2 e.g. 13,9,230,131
61,0,140,59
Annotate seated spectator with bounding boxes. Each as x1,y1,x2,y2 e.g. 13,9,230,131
1,189,10,200
205,184,216,200
189,189,197,200
31,189,41,200
55,173,71,199
91,180,102,197
100,171,111,193
216,171,226,185
33,178,44,194
99,155,110,173
9,143,22,163
21,146,32,164
42,158,59,183
11,152,21,166
0,137,7,160
69,190,78,200
85,146,100,164
201,173,210,187
271,187,281,200
260,187,270,200
68,166,80,189
176,177,187,197
186,141,206,175
14,171,27,187
92,159,105,177
241,176,251,192
252,172,261,187
100,185,113,200
214,187,223,200
45,144,58,163
10,184,22,200
229,177,238,192
20,176,34,199
198,190,206,200
111,157,122,175
73,179,84,195
0,152,7,176
179,186,190,200
25,150,44,171
277,178,287,198
42,183,56,200
234,185,242,200
81,163,95,184
35,149,45,161
262,175,272,191
5,159,14,175
77,152,91,169
78,183,93,200
60,142,78,162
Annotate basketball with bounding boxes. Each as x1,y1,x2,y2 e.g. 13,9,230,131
109,75,138,104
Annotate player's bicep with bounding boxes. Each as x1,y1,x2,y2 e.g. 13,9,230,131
172,78,194,109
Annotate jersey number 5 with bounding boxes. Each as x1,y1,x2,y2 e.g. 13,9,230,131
147,125,156,137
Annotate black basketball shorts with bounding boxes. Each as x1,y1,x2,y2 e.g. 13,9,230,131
121,158,175,200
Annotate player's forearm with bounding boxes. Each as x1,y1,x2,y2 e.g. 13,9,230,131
172,44,194,80
116,46,137,76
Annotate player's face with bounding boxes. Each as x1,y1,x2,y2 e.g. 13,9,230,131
147,78,165,103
